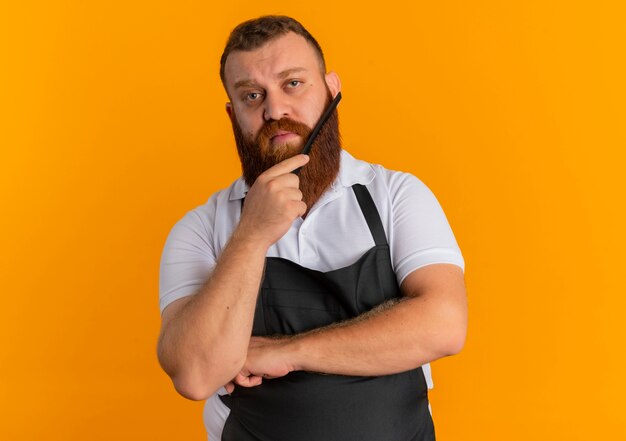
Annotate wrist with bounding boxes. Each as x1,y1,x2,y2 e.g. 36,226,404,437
284,334,309,372
230,224,272,255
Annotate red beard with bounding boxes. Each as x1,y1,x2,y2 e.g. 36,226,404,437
231,95,341,212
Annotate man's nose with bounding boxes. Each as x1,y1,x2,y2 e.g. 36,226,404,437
263,93,291,121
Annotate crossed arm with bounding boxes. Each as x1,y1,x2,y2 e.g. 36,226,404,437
230,263,466,390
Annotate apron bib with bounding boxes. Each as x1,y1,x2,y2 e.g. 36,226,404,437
221,184,435,441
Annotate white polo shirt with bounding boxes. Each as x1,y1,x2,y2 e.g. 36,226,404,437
159,149,464,440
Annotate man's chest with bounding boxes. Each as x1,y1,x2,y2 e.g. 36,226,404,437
214,186,390,272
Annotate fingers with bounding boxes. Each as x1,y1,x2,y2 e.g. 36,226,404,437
293,200,307,217
233,371,263,388
262,154,309,178
224,382,234,394
237,154,309,246
277,187,303,203
262,172,302,193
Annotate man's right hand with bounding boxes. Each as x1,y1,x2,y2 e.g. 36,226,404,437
236,154,309,248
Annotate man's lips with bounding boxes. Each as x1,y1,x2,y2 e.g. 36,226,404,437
270,131,299,144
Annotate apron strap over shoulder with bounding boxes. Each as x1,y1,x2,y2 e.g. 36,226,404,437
352,184,388,247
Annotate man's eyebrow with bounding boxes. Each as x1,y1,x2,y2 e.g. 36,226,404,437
276,67,307,79
233,68,308,90
233,79,260,90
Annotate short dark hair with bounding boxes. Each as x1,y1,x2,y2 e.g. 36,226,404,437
220,15,326,86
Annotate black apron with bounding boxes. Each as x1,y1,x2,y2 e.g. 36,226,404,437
220,184,435,441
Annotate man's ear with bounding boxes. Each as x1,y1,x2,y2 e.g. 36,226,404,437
225,102,233,121
325,71,342,98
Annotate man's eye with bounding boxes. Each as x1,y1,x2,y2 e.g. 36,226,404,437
243,92,263,104
287,80,301,88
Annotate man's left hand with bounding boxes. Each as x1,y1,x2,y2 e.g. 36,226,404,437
226,336,297,391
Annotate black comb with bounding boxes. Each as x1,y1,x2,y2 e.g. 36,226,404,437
293,91,342,175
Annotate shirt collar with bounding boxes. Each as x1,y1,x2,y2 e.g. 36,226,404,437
228,149,375,201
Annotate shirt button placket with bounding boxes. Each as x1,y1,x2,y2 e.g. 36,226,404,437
299,225,308,262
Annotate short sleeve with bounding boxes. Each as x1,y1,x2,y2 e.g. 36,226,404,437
387,172,465,286
158,205,217,314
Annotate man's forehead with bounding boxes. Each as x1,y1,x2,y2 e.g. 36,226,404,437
224,32,322,87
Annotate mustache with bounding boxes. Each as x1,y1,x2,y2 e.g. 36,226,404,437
256,117,311,146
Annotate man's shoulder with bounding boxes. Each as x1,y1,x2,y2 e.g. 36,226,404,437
339,149,414,190
344,151,429,196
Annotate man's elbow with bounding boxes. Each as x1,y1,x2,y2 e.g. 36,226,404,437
172,374,217,401
442,324,466,356
442,310,468,356
435,303,468,357
159,351,244,401
171,365,238,401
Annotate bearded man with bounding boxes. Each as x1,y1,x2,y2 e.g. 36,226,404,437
157,15,467,441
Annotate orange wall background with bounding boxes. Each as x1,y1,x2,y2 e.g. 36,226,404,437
1,1,625,439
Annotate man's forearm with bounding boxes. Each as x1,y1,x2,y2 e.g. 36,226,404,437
157,227,268,399
288,293,466,376
243,266,468,379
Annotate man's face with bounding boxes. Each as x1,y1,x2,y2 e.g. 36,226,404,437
223,32,339,159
